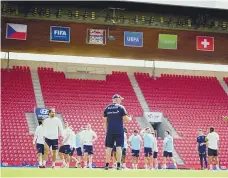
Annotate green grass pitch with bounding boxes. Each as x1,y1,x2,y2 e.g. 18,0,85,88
1,168,228,177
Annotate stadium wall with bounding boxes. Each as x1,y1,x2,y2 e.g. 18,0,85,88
1,59,228,79
1,17,228,64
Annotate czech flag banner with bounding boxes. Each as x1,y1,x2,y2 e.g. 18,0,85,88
6,23,27,40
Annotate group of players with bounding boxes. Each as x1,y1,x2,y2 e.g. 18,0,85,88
33,94,221,170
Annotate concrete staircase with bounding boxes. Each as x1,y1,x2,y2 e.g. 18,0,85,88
31,70,45,108
25,113,39,134
218,79,228,95
128,75,150,112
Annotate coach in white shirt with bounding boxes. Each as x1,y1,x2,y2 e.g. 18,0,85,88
206,127,220,170
81,124,98,168
43,109,63,168
33,120,45,167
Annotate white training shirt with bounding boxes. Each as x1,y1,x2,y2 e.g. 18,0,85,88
153,136,158,152
206,132,219,150
43,117,63,139
62,127,72,146
70,130,76,148
33,125,44,144
80,129,97,146
124,133,128,149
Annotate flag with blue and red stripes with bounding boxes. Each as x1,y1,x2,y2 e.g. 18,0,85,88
6,23,27,40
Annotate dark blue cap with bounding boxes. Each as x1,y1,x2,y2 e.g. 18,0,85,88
112,94,124,100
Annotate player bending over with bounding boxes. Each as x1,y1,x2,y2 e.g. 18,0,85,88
104,94,132,170
33,120,45,168
162,130,177,169
151,131,159,169
81,124,98,169
58,122,72,168
206,127,220,170
129,130,142,169
196,129,208,170
43,109,63,168
122,127,128,169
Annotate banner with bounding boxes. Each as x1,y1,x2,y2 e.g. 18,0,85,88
6,23,27,40
50,26,70,42
158,34,177,50
35,108,49,120
87,29,106,45
144,112,163,123
196,36,214,51
124,31,143,47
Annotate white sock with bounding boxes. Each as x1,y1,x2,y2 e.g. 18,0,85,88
216,165,220,169
163,164,167,169
123,163,126,167
145,164,148,168
174,163,177,168
84,162,87,167
39,161,42,166
52,162,55,167
132,164,135,168
210,165,213,169
89,163,92,168
43,160,46,166
135,164,138,169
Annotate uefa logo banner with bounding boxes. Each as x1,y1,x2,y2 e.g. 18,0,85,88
35,108,49,120
158,34,178,50
87,29,106,45
50,26,70,43
124,31,143,47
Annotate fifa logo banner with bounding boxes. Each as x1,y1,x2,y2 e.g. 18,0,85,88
87,29,106,45
124,31,143,47
35,108,49,120
50,26,70,42
158,34,178,50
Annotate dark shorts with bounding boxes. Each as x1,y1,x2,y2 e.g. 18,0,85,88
45,138,58,150
199,151,207,155
105,133,124,148
144,147,153,157
208,148,218,157
36,143,44,155
163,151,173,158
69,148,75,156
59,145,71,154
84,145,93,155
132,149,140,157
153,151,158,158
122,148,127,156
76,147,83,156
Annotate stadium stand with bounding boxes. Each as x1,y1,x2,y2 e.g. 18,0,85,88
135,73,228,166
37,67,145,167
224,77,228,86
1,66,37,166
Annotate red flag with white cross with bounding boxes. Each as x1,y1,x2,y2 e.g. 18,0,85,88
196,36,214,51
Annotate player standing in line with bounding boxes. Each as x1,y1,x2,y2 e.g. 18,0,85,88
74,128,84,168
58,122,72,168
196,129,208,170
206,127,220,170
43,109,63,168
68,126,78,168
162,130,177,169
140,127,154,169
81,124,98,169
122,127,128,169
129,130,143,169
103,94,132,170
33,120,45,168
151,131,159,169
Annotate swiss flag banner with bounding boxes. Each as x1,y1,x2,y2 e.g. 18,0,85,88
196,36,214,51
